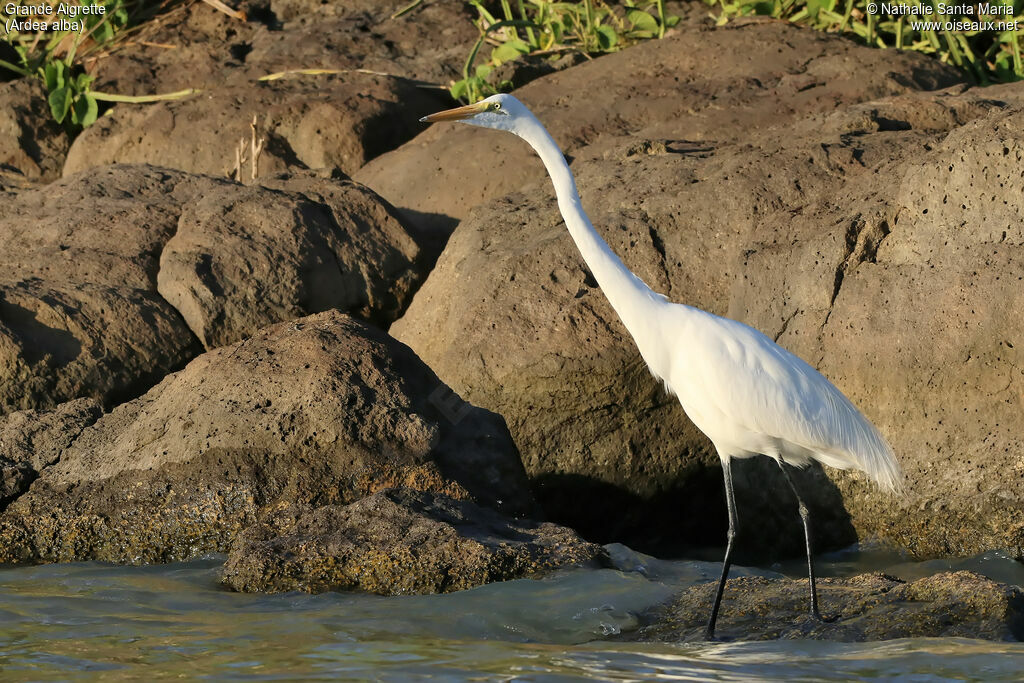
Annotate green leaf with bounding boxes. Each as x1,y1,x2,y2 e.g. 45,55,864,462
48,86,72,123
626,8,659,33
595,24,618,50
73,94,99,127
75,72,94,92
44,62,66,92
475,63,493,78
450,79,469,101
491,39,530,64
664,14,681,27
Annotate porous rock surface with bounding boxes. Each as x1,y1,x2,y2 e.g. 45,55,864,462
388,25,1024,557
65,0,482,180
157,171,425,349
0,79,69,182
355,20,964,242
0,398,102,507
637,571,1024,642
0,311,536,564
92,0,478,96
63,75,448,179
0,166,205,414
223,487,608,594
0,164,427,413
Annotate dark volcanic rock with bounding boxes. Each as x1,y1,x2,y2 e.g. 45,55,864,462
222,487,608,594
390,68,1024,556
354,20,963,242
93,0,477,96
0,166,206,414
0,79,69,182
0,164,428,413
0,311,536,564
637,571,1024,642
247,0,478,87
157,172,425,349
0,398,102,508
63,75,448,179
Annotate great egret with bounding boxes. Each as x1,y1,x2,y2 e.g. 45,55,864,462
420,94,902,639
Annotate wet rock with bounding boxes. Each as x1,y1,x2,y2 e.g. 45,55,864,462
354,20,963,242
0,79,70,182
0,311,536,564
0,164,427,412
64,74,448,179
390,74,1024,558
222,487,607,594
637,571,1024,642
157,171,425,349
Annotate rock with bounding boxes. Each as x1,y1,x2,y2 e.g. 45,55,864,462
222,487,608,594
94,1,477,96
390,69,1024,558
64,75,448,179
0,79,69,181
87,1,265,96
0,311,536,564
0,398,102,508
354,20,963,243
247,0,478,86
0,164,428,413
0,166,205,414
636,571,1024,642
806,103,1024,558
0,398,103,474
157,171,426,349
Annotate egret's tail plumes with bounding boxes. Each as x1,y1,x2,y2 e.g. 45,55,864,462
814,388,903,494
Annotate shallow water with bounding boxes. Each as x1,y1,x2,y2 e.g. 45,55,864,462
1,546,1022,681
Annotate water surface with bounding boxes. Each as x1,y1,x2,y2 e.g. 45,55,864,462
1,545,1022,680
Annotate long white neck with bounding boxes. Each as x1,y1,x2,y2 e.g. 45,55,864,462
513,116,669,366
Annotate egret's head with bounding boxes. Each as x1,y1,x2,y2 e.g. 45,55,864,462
419,94,529,134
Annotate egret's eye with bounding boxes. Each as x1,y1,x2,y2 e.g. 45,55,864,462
492,102,502,112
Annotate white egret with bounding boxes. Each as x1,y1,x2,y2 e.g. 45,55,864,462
420,94,902,639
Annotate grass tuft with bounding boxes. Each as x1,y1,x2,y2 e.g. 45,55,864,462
452,0,680,103
708,0,1023,84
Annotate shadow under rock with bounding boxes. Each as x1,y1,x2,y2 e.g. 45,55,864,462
532,457,857,565
393,206,460,264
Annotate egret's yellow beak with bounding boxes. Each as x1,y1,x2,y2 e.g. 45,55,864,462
419,101,489,123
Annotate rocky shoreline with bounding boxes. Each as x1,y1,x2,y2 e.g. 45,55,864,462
1,0,1022,643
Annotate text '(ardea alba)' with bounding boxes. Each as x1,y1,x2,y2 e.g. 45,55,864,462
419,94,903,640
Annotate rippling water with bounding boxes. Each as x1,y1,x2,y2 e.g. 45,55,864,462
1,546,1022,680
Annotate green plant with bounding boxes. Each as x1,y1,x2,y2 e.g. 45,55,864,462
452,0,680,103
1,0,197,132
708,0,1022,84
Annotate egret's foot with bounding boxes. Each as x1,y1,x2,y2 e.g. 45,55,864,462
812,608,838,623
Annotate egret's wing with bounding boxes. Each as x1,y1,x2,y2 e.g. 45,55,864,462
682,310,902,492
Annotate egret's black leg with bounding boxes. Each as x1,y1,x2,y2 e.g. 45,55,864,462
776,460,827,621
705,457,738,640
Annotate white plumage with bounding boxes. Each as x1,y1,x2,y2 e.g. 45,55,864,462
421,93,902,638
662,306,902,492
